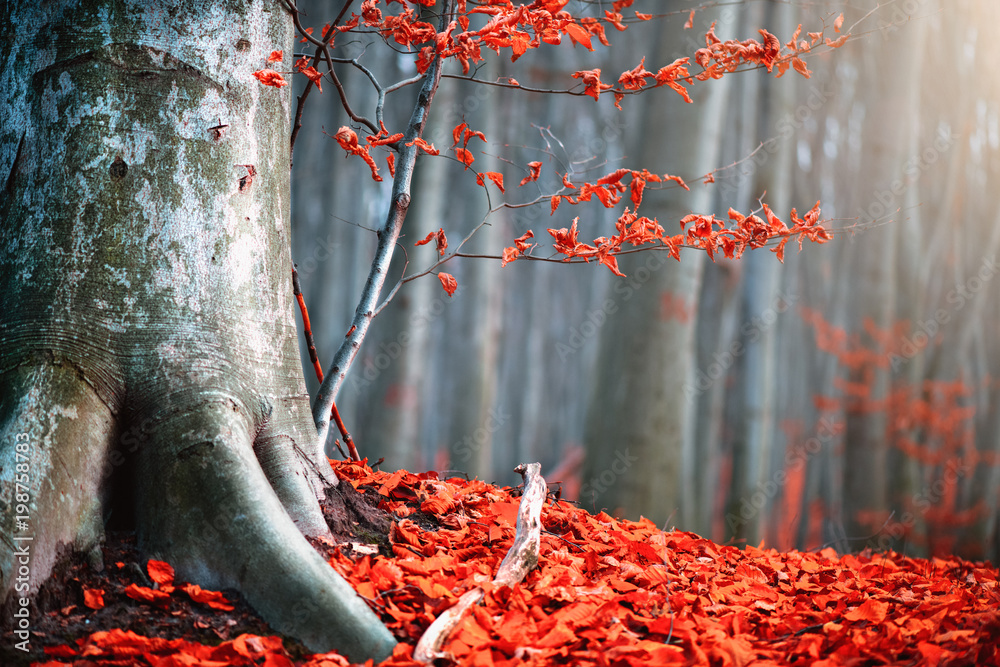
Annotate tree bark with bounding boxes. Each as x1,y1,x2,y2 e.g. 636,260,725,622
0,1,394,660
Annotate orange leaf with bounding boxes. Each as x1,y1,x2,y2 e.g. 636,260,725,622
844,598,889,624
519,161,543,186
571,68,612,100
125,584,171,607
598,251,625,277
791,56,812,78
267,50,283,63
463,127,486,147
476,171,504,193
455,147,475,169
437,272,458,297
300,65,323,92
825,34,849,48
407,137,439,155
386,153,396,177
147,559,175,585
684,9,695,29
82,587,105,610
251,69,288,88
834,12,845,33
181,583,235,611
563,22,594,50
618,57,653,90
415,228,448,257
451,122,468,147
334,126,382,181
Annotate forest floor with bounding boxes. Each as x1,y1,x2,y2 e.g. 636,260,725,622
4,460,999,666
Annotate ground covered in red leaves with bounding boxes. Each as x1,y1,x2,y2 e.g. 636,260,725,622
13,460,1000,666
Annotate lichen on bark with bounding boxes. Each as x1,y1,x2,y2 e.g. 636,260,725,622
0,1,394,660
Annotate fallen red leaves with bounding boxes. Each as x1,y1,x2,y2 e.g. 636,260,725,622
35,461,1000,666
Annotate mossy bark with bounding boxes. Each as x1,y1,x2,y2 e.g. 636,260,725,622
0,1,394,660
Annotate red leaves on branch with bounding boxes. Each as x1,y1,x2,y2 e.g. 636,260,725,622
501,165,825,274
618,57,654,91
800,308,1000,554
258,1,852,118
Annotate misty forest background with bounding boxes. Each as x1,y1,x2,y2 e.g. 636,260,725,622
287,0,1000,563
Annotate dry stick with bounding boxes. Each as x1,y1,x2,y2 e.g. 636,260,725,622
292,267,360,461
312,0,456,445
292,267,324,381
414,463,547,664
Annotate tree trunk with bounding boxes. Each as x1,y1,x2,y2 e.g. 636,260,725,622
580,2,734,526
0,1,394,660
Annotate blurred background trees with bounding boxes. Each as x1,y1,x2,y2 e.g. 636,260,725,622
290,0,1000,562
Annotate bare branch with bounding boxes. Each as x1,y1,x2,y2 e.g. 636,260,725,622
313,0,457,444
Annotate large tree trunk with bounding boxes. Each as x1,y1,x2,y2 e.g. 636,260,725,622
0,1,394,660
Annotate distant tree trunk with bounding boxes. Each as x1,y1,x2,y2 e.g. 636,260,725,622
725,1,797,547
0,2,393,659
352,84,452,472
580,4,735,526
444,69,506,481
837,7,926,547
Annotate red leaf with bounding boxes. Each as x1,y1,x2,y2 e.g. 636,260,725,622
82,587,105,610
437,272,458,297
300,65,323,92
844,598,889,624
451,122,467,147
181,583,235,611
455,147,475,169
125,584,171,607
407,137,439,155
252,69,288,88
476,171,504,193
825,34,849,48
266,50,283,63
147,560,175,585
563,22,594,50
415,228,448,256
519,161,543,186
571,68,612,100
618,57,653,90
333,126,382,181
